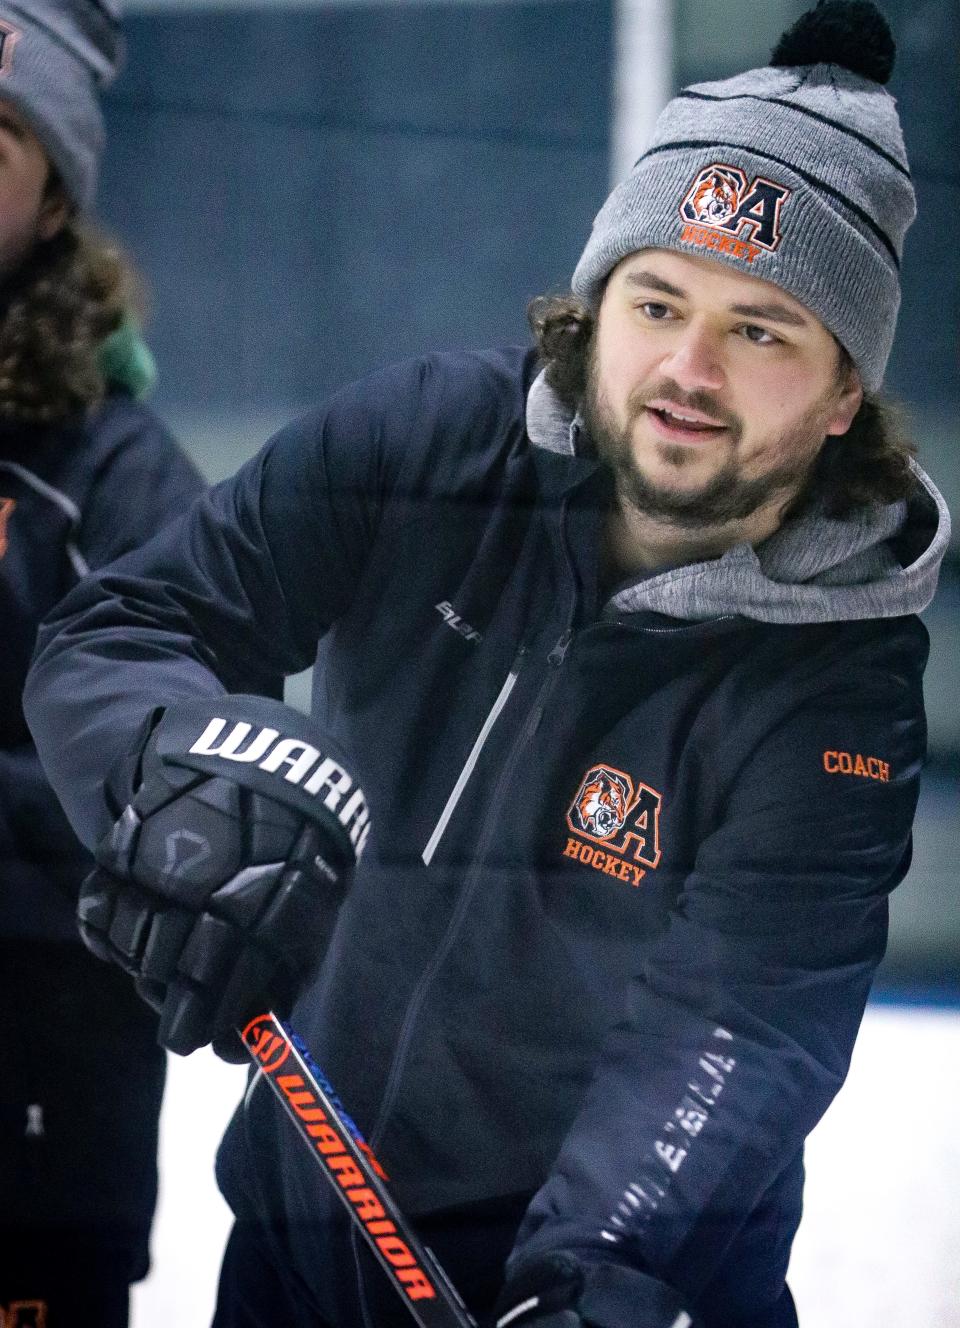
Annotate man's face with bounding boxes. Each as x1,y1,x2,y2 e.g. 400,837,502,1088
0,100,67,285
584,249,863,528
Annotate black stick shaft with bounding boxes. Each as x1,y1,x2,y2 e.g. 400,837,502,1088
238,1012,477,1328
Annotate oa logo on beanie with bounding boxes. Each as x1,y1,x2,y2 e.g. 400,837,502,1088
679,163,791,262
0,21,21,76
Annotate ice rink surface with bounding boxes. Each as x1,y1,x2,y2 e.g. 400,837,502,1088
132,1001,960,1328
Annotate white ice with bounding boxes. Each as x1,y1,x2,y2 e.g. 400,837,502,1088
132,1002,960,1328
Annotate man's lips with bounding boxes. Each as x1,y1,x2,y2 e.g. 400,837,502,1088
643,399,730,442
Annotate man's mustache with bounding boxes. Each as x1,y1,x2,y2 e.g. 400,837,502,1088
626,380,741,434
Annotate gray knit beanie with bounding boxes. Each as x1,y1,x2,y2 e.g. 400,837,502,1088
0,1,124,210
572,1,915,391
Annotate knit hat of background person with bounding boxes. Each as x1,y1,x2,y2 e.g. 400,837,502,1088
571,0,915,392
0,1,124,210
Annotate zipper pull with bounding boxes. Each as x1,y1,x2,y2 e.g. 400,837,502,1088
548,628,573,667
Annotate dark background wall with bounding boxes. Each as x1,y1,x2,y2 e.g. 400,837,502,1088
102,1,613,435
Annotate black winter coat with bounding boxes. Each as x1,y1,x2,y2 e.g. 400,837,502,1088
0,396,203,940
25,350,934,1327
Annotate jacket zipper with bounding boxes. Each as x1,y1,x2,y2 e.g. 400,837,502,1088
374,492,581,1149
372,624,575,1153
421,647,526,866
621,615,738,635
523,627,573,739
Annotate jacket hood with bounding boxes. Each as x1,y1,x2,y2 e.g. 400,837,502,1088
526,367,951,625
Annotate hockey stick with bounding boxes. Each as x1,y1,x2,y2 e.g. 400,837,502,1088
238,1011,477,1328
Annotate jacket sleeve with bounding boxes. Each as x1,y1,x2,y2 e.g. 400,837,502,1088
508,626,928,1325
24,366,419,854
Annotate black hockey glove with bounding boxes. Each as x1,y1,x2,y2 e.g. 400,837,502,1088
492,1254,585,1328
78,695,369,1058
493,1252,700,1328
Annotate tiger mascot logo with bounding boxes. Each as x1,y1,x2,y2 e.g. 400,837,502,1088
686,166,743,226
568,766,632,840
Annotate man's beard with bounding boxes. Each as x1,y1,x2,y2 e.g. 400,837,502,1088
582,359,827,530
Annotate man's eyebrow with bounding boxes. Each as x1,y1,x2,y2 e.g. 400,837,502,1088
729,301,808,327
623,270,687,299
624,268,810,327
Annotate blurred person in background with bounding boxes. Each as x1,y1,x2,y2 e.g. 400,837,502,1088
0,3,204,1324
22,3,952,1328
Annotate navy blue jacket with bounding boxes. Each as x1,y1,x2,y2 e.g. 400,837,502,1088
1,397,203,941
25,348,937,1326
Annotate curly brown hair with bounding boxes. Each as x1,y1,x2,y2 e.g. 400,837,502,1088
527,292,917,519
0,219,141,426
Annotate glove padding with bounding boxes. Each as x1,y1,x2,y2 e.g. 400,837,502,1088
494,1252,699,1328
494,1254,586,1328
78,694,368,1057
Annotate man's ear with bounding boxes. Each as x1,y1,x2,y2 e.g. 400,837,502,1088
37,181,71,241
825,356,864,438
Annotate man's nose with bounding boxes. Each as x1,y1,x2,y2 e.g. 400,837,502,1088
660,323,725,393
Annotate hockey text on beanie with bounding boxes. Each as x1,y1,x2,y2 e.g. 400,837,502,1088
572,0,915,391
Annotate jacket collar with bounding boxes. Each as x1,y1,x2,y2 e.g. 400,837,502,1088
526,367,580,457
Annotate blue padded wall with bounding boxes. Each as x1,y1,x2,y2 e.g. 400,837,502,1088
99,2,613,417
882,0,959,412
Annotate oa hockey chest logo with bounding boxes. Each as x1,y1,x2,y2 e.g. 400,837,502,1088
563,763,662,888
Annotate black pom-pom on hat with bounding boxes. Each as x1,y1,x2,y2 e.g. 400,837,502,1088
770,0,896,84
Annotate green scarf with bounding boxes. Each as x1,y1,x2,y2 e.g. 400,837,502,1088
98,315,158,400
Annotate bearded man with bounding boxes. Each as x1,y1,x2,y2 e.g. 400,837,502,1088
24,3,950,1327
